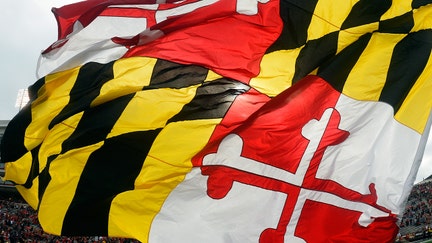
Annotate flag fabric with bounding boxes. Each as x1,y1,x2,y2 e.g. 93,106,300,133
1,0,432,242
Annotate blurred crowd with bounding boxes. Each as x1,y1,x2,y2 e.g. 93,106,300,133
396,179,432,242
400,180,432,228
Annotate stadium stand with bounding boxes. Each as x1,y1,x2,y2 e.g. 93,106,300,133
396,178,432,242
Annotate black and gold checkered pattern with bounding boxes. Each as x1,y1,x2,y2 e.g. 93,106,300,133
2,57,253,238
252,0,432,133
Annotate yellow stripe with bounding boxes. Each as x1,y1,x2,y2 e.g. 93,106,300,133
15,182,39,210
204,70,222,81
380,0,412,21
17,114,84,212
308,0,354,40
25,67,80,151
412,5,432,32
108,119,220,241
4,153,39,210
3,152,33,185
108,85,200,138
395,54,432,134
343,33,406,101
336,22,379,53
91,57,158,107
250,50,297,97
38,141,105,235
103,66,220,240
5,68,82,210
38,113,84,173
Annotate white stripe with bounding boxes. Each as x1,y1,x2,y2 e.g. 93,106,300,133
37,16,148,77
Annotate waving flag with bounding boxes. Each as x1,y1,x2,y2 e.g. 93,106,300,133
1,0,431,242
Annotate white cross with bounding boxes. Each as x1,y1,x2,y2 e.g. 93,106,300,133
203,108,336,186
202,108,391,242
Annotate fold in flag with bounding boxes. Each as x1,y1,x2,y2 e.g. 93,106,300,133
1,0,432,242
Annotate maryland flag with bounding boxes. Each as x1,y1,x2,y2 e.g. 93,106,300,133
1,0,432,242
